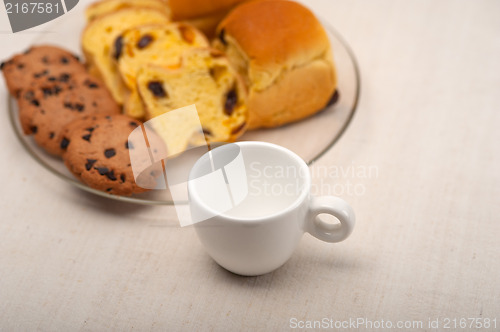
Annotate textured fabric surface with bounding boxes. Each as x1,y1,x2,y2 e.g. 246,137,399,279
0,0,498,330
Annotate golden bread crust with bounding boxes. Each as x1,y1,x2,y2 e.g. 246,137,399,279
86,0,170,21
214,0,337,129
216,0,330,72
169,0,247,20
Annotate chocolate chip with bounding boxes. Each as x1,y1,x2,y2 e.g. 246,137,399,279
30,126,38,134
85,159,97,171
59,73,71,82
34,70,48,78
137,34,154,49
113,35,124,60
75,103,85,112
106,170,117,181
85,127,95,132
0,62,4,70
17,63,24,69
129,121,138,127
60,138,70,149
61,57,69,64
84,80,99,89
219,29,227,45
104,148,116,158
96,167,109,175
42,87,54,97
41,56,49,64
326,90,339,107
224,89,238,116
125,141,133,149
47,76,57,81
106,188,112,192
231,122,246,135
120,174,126,182
147,81,167,98
31,99,40,107
49,132,55,139
82,134,91,141
64,102,73,109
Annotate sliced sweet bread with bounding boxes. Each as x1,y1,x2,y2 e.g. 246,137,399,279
116,23,209,119
136,48,247,156
81,7,170,104
86,0,171,22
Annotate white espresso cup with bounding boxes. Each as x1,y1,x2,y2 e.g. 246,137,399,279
188,142,355,276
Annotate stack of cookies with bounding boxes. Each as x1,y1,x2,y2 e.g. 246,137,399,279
1,45,164,196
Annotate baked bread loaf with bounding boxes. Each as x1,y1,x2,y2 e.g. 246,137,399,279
86,0,170,22
136,48,247,156
115,23,209,119
81,7,170,104
213,0,337,129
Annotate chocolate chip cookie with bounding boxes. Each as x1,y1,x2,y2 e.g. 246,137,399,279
62,114,166,196
1,45,86,97
17,72,120,156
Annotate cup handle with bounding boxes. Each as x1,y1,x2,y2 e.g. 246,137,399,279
306,196,355,243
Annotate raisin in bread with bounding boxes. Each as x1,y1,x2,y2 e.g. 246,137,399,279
81,7,170,104
86,0,171,22
136,48,247,156
115,23,208,119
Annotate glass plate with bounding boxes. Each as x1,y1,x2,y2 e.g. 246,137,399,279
7,18,360,205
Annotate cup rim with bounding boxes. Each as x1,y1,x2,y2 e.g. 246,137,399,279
188,141,311,224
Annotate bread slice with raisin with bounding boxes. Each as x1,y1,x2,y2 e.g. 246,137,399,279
136,48,247,156
116,23,209,119
81,7,170,104
86,0,171,22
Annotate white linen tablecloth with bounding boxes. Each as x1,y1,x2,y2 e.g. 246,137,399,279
0,0,498,330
